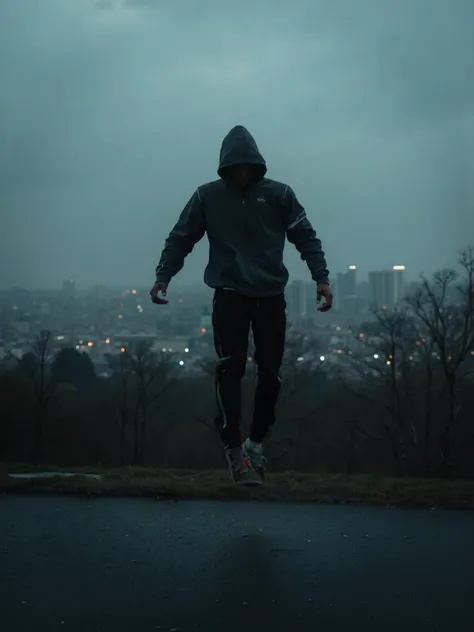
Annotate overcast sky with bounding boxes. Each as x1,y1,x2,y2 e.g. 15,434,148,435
1,0,473,290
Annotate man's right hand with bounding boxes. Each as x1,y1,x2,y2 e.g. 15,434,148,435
150,281,169,305
317,283,333,312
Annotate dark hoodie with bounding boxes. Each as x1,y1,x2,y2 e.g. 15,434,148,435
155,125,329,296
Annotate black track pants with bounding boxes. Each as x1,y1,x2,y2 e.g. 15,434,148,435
212,288,286,449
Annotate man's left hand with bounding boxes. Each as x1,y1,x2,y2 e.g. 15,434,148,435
317,283,333,312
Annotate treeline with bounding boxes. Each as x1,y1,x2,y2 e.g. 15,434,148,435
1,248,473,479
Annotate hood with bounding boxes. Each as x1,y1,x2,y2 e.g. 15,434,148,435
217,125,267,182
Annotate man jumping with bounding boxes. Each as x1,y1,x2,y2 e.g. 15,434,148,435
150,125,332,486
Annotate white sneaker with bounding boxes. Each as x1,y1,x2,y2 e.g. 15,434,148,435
242,438,267,483
225,447,262,486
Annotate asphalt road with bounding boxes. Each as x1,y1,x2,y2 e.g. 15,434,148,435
1,495,474,631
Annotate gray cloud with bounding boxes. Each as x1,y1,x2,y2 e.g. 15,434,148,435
1,0,473,289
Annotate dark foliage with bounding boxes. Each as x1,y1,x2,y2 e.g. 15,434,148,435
1,249,473,478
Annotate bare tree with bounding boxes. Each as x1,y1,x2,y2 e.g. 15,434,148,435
343,307,420,475
127,342,177,465
409,328,440,472
285,332,326,406
405,246,474,475
106,351,132,465
19,331,55,463
267,332,328,464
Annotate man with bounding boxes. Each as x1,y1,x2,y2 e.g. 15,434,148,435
150,125,332,486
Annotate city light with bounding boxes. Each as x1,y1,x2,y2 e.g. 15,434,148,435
184,348,189,353
118,314,123,319
120,347,126,353
132,290,137,295
179,360,184,366
87,341,94,347
297,356,304,361
349,265,357,270
201,327,206,333
248,356,253,361
105,338,110,344
386,360,391,365
137,305,142,309
320,355,325,362
79,340,83,345
373,354,379,359
393,265,405,271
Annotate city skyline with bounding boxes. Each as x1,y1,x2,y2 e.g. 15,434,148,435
0,259,444,293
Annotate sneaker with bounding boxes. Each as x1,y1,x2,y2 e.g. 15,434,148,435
225,447,262,486
242,438,267,484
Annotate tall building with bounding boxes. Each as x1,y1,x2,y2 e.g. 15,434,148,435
368,266,406,308
336,265,358,313
392,266,406,305
286,280,308,327
305,281,316,312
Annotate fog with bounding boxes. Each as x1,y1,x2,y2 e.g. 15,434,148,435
1,0,473,289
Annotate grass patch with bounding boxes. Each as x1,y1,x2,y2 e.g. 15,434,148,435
1,463,474,509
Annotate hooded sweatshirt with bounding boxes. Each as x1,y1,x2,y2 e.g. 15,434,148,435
155,125,329,296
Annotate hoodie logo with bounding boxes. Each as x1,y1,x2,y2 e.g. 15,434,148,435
256,197,266,203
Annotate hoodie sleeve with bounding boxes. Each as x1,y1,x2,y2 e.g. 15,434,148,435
282,186,330,285
155,189,206,283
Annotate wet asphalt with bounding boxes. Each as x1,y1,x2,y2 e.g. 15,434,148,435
1,495,474,631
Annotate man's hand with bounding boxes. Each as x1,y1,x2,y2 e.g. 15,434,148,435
317,283,333,312
150,281,169,305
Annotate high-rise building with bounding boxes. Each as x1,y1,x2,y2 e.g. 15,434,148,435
305,281,316,312
286,280,308,327
368,266,406,308
392,266,406,305
336,265,358,313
